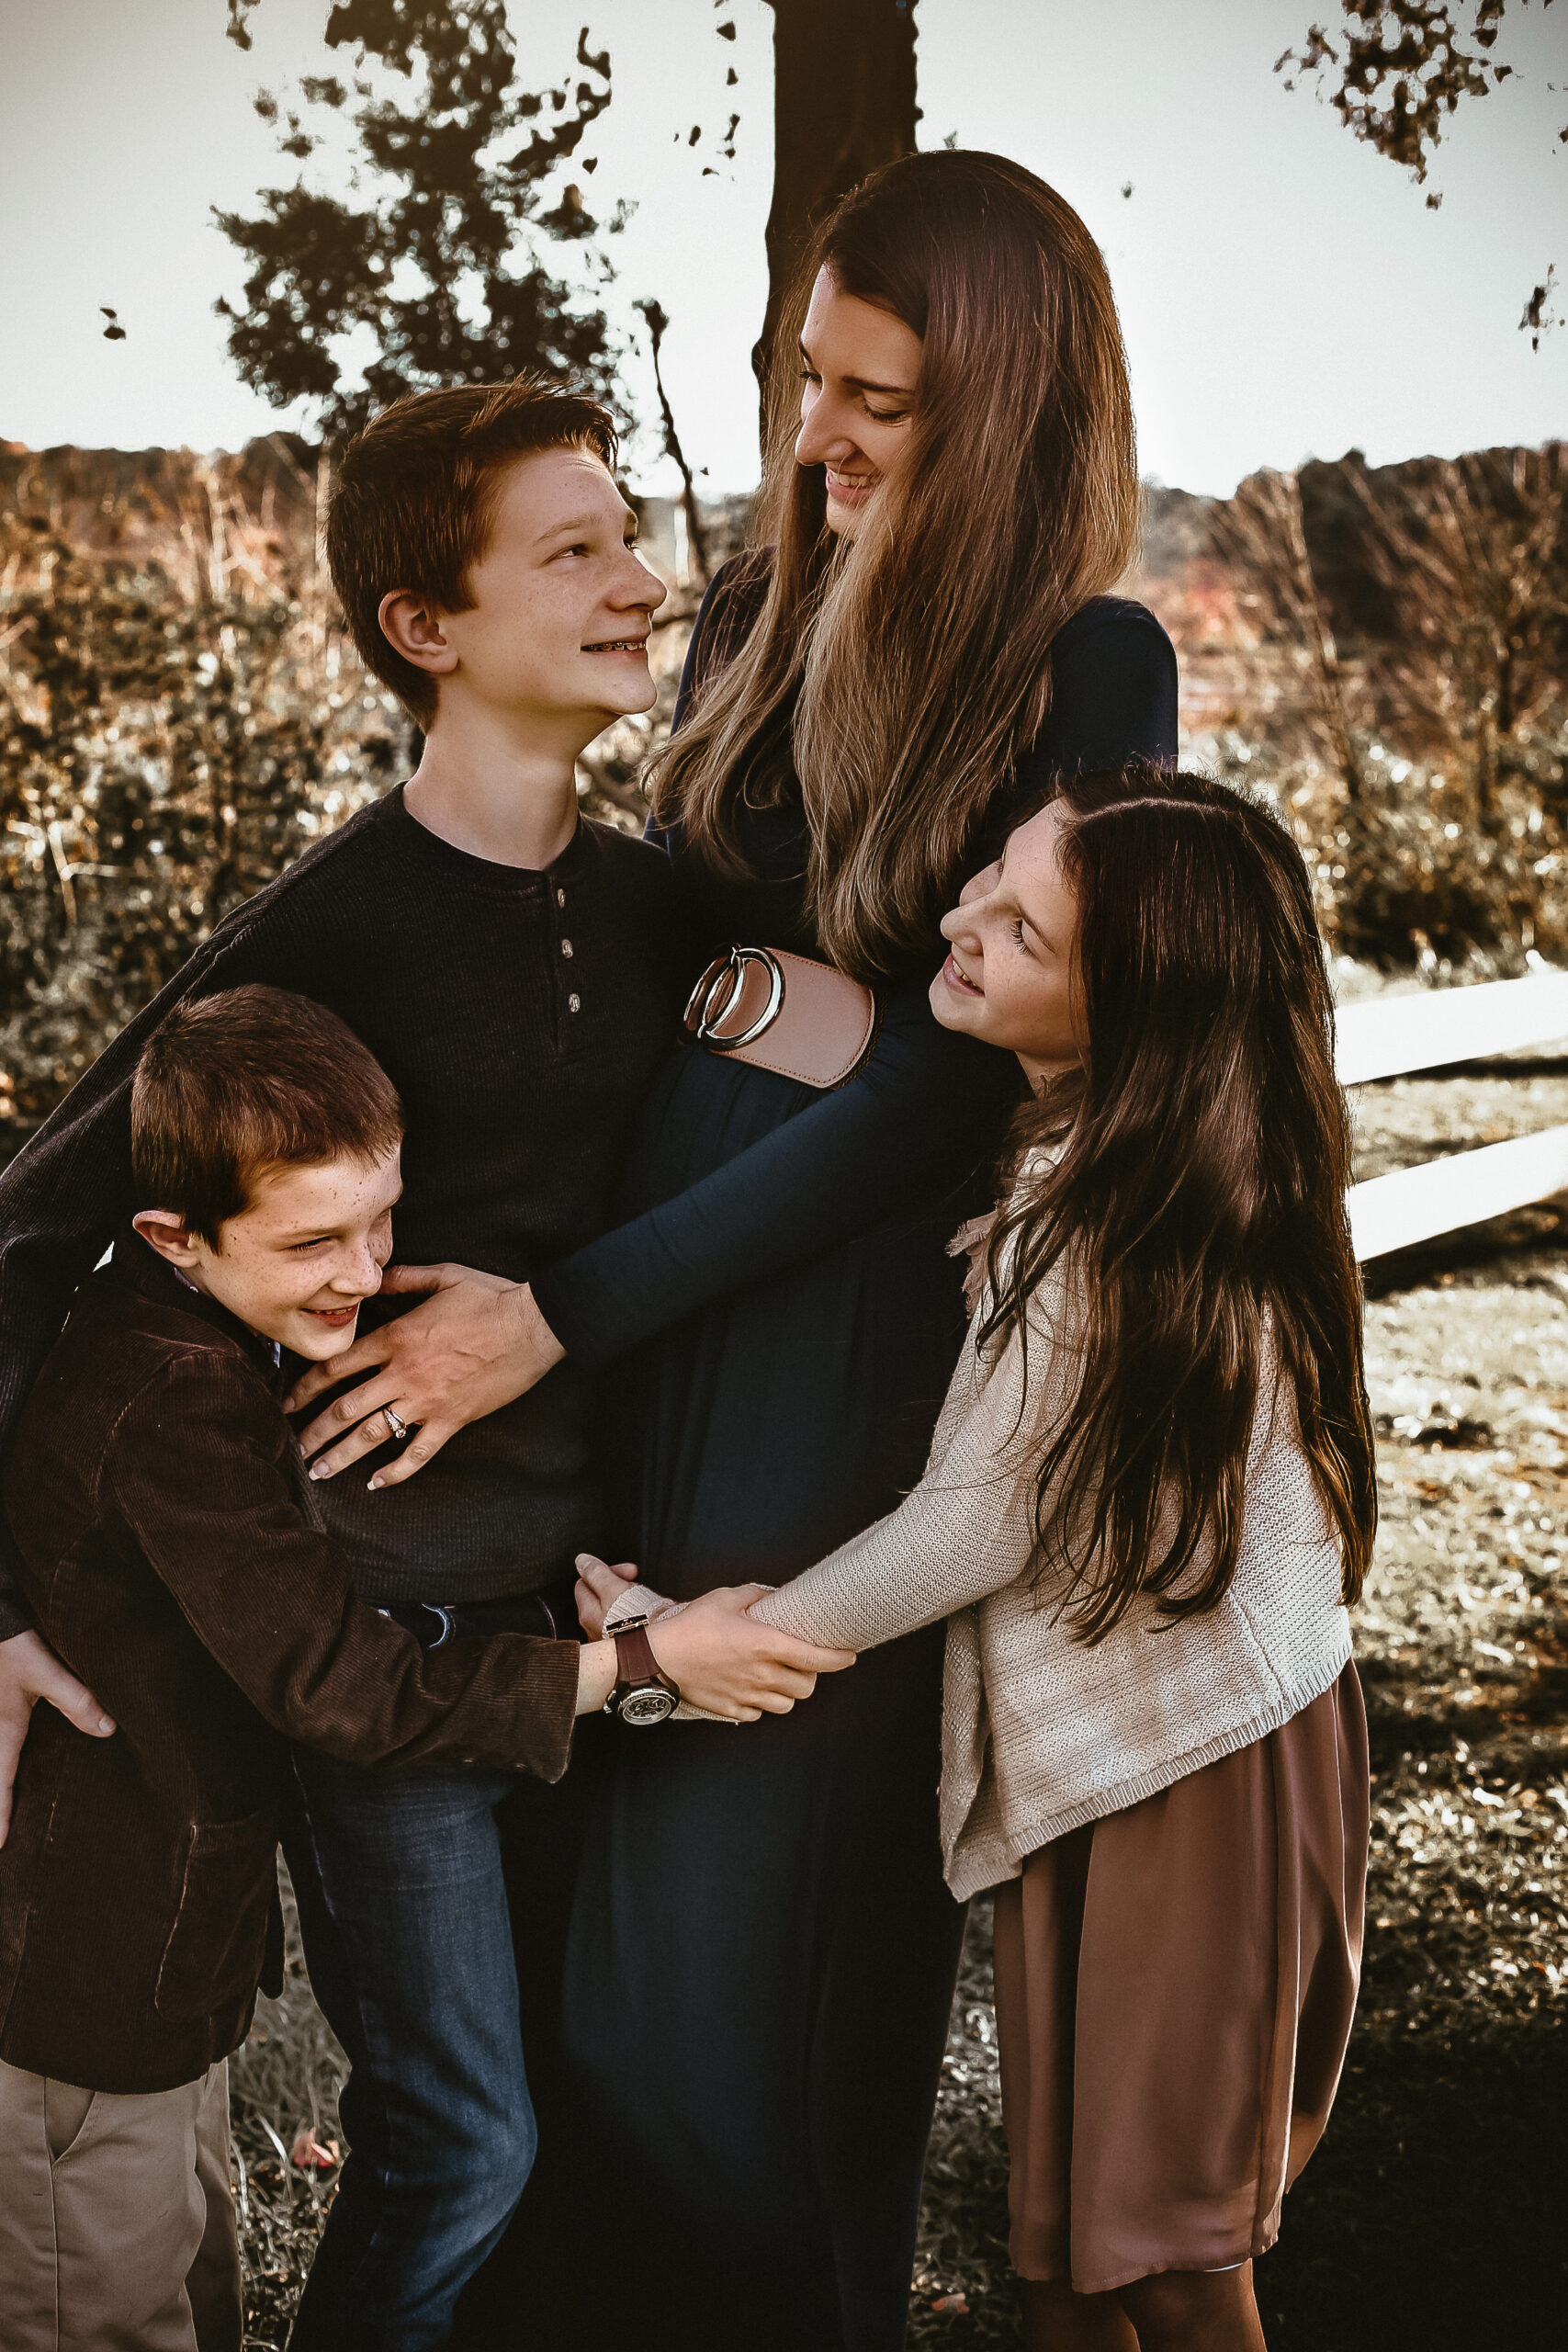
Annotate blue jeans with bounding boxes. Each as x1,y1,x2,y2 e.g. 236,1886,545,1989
284,1610,549,2350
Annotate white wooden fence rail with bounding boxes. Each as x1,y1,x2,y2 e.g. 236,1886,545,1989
1338,974,1568,1261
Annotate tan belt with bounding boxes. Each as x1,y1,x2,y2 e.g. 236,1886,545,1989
683,945,879,1089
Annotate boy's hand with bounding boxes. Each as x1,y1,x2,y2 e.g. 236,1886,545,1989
0,1630,116,1847
638,1587,855,1722
288,1264,564,1487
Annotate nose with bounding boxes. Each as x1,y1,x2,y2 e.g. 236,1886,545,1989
331,1239,384,1295
795,387,863,470
616,549,667,616
942,862,996,947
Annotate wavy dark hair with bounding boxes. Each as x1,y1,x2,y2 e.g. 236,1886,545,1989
980,768,1376,1640
648,148,1139,980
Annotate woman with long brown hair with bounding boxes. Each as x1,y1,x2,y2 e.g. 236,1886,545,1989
536,154,1176,2347
587,766,1373,2350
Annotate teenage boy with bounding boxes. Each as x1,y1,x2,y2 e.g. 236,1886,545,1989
0,377,848,2345
0,985,827,2352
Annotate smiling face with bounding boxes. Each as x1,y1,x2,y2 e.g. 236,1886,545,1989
931,801,1086,1088
795,267,922,535
133,1146,403,1361
378,444,667,746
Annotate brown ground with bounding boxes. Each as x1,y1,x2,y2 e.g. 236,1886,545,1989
230,1053,1568,2351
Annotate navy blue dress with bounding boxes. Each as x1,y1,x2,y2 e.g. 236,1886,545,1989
530,569,1179,2350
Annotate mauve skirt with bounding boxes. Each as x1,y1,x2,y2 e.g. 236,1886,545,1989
991,1663,1369,2296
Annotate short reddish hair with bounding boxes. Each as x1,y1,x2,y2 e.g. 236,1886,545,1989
131,986,403,1246
326,375,618,724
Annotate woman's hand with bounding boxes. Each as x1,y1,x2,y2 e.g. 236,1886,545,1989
0,1630,116,1846
574,1555,645,1638
287,1264,566,1487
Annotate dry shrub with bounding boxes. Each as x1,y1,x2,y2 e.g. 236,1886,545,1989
0,508,410,1151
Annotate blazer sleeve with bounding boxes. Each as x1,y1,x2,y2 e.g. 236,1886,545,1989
101,1351,581,1778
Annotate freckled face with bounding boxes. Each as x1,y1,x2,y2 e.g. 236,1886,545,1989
794,266,921,536
931,802,1086,1089
136,1148,403,1361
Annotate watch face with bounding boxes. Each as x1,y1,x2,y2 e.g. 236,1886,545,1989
618,1684,676,1727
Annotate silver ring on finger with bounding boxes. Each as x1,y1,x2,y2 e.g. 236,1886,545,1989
382,1405,408,1442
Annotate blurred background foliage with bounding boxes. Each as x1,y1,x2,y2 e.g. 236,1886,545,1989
2,431,1565,1159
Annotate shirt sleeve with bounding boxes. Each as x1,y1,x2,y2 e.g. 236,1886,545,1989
748,1273,1079,1653
530,976,1024,1367
530,605,1179,1374
1022,601,1180,786
103,1351,581,1778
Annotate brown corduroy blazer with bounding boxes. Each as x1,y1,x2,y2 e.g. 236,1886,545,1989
0,1239,581,2094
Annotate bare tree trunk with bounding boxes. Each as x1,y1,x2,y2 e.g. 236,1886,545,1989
636,298,711,587
754,0,920,424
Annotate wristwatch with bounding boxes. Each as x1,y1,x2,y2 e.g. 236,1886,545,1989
605,1613,682,1726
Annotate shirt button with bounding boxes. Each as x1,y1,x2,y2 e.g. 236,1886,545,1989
568,993,581,1013
560,938,574,958
557,888,567,909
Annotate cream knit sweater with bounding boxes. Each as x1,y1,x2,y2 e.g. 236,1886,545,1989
734,1259,1355,1902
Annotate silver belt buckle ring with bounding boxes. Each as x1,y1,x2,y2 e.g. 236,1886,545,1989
685,945,784,1052
419,1603,456,1649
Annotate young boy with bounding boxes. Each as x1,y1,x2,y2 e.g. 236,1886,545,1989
0,379,848,2343
0,985,834,2351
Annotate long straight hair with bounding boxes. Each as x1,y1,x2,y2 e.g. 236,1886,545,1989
649,150,1141,980
981,769,1376,1639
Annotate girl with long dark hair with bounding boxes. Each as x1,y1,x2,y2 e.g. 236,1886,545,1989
590,766,1374,2351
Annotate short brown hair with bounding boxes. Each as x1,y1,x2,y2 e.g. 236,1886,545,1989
131,986,403,1246
326,375,618,724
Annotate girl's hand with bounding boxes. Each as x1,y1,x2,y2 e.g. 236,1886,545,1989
287,1265,565,1487
573,1555,642,1639
639,1587,856,1722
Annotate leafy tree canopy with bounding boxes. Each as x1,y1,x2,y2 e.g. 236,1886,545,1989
1278,1,1563,341
217,1,625,437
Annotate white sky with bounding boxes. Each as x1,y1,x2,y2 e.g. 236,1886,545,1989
1,0,1563,495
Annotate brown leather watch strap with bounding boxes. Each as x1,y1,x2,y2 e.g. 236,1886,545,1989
610,1620,681,1723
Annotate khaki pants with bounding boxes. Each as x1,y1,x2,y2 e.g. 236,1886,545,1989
0,2058,241,2352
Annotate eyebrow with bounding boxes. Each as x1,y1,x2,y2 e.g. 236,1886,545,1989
276,1188,403,1239
797,339,916,399
536,512,636,544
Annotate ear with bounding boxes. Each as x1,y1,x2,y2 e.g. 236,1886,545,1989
378,590,459,678
132,1209,203,1267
